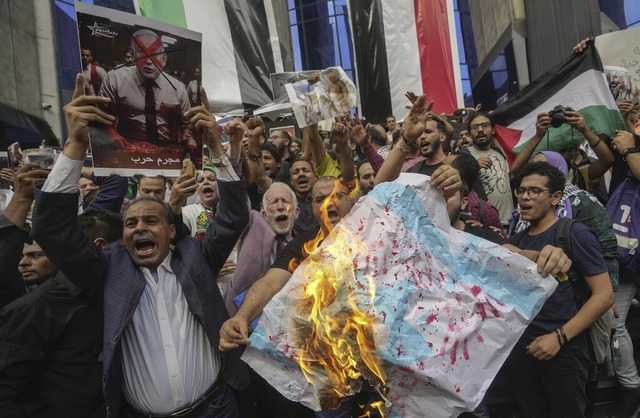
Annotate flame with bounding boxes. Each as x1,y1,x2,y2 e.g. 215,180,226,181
293,179,387,415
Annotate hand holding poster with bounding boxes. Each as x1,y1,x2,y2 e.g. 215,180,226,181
242,174,557,417
286,67,358,128
75,3,202,176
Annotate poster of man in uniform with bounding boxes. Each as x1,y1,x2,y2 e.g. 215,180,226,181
75,2,202,176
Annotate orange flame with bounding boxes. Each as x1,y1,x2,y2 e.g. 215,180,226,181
292,179,387,415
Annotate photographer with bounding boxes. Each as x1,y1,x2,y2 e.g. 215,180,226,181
510,106,614,177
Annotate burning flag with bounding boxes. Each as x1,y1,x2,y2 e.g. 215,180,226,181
242,173,557,417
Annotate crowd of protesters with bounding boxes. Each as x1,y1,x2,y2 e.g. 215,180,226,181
0,39,639,418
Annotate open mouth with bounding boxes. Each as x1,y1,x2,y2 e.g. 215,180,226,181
202,186,214,199
297,176,308,186
134,239,156,256
520,204,533,215
327,209,339,223
275,214,289,227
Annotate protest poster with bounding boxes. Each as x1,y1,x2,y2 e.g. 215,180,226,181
75,2,202,176
285,67,358,128
596,28,640,104
242,173,557,417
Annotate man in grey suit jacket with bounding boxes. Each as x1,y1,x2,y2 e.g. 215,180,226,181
32,74,249,418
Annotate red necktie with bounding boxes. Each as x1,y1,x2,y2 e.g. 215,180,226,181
90,64,101,95
144,80,158,142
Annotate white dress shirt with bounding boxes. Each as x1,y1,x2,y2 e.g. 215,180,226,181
42,153,238,414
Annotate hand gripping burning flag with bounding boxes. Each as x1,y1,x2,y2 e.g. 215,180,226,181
242,174,557,417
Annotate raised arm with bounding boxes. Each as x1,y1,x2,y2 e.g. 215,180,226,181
32,74,114,297
307,123,327,167
331,122,355,184
510,112,550,175
244,116,272,193
348,113,384,173
0,164,49,307
565,108,615,180
375,96,429,184
184,99,249,272
612,130,640,181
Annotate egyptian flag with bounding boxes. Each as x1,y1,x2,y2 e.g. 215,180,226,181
491,43,624,168
348,0,464,123
135,0,290,114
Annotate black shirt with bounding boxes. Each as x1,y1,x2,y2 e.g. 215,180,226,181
0,275,104,417
293,194,318,237
406,160,444,176
272,224,321,272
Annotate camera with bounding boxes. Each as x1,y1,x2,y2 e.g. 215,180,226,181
548,105,567,128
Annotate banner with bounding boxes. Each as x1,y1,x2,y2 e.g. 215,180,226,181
242,174,556,417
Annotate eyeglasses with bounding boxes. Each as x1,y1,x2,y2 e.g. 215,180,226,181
469,122,491,131
514,187,551,199
312,191,349,205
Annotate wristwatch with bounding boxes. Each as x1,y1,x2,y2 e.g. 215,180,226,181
621,146,640,161
211,153,230,167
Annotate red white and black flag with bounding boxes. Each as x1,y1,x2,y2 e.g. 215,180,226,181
347,0,464,123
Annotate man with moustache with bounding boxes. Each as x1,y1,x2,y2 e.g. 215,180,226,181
223,181,314,418
289,158,319,236
357,160,376,195
32,76,249,417
461,112,513,226
375,114,448,185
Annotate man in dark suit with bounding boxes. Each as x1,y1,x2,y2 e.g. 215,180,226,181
0,163,122,418
32,74,249,418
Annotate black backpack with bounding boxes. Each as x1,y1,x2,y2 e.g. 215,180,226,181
510,218,589,307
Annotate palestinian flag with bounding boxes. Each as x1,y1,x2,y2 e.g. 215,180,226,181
492,43,624,167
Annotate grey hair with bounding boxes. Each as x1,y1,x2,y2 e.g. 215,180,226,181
261,182,298,211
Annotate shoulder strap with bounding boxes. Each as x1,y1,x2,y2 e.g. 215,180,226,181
552,218,575,258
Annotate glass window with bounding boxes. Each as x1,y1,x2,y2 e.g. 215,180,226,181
288,0,355,85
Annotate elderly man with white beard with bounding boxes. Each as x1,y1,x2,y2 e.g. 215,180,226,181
222,181,315,418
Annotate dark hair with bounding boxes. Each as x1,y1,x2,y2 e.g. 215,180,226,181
78,209,123,244
449,152,480,188
369,126,387,147
278,130,292,144
290,137,302,150
392,129,402,144
460,181,470,198
137,175,167,187
289,157,317,176
467,112,495,131
517,162,566,194
124,197,176,225
427,115,447,134
357,158,371,172
261,143,282,164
